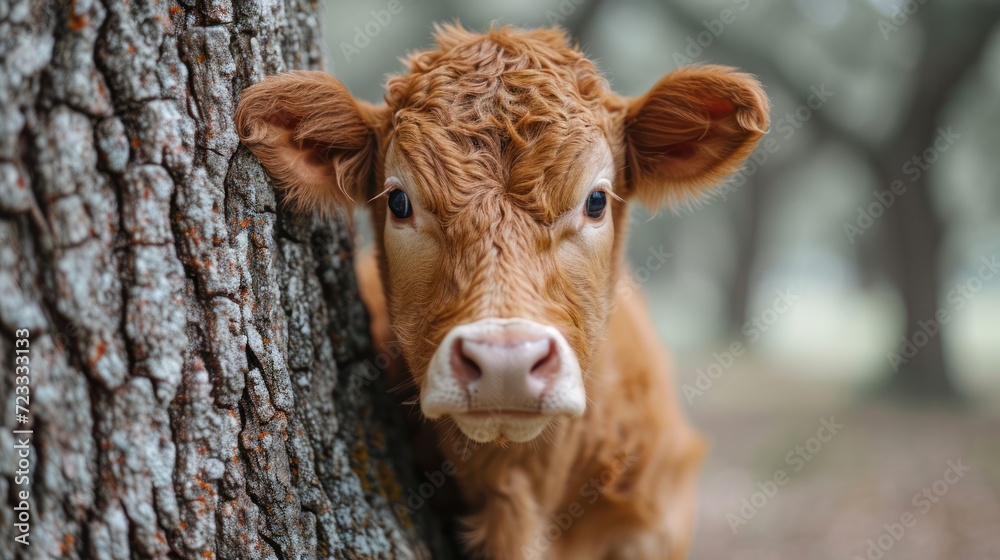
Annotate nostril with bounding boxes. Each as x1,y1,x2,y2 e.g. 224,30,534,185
450,338,482,389
529,340,561,383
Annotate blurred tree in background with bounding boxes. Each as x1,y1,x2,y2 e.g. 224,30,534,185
655,0,1000,398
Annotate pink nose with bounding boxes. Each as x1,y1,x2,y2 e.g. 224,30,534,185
449,331,562,408
421,318,586,424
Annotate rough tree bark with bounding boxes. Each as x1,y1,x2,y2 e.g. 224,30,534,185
0,0,453,558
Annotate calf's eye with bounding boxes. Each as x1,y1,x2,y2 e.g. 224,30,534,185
585,190,607,219
388,189,412,219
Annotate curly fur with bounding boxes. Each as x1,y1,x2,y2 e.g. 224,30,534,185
236,22,769,559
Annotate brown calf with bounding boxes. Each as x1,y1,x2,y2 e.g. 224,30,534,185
235,23,768,559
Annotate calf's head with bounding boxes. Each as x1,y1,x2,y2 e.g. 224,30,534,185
236,25,768,443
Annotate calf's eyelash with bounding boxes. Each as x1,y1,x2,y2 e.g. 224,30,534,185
369,178,403,203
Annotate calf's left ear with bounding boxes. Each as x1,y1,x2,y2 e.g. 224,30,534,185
235,71,380,214
623,65,769,208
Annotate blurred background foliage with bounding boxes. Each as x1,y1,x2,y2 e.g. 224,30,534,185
321,1,1000,557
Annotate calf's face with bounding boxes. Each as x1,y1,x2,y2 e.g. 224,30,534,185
236,25,768,443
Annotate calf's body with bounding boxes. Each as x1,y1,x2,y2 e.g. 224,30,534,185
358,249,703,559
236,23,768,559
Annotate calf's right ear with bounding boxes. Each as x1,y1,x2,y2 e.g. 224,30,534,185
235,71,378,214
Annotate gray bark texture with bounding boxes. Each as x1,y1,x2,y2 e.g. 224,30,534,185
0,0,452,558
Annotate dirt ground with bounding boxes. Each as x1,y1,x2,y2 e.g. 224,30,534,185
688,401,1000,560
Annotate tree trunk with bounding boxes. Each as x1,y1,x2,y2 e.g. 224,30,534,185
875,7,996,400
0,0,453,558
876,113,951,400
